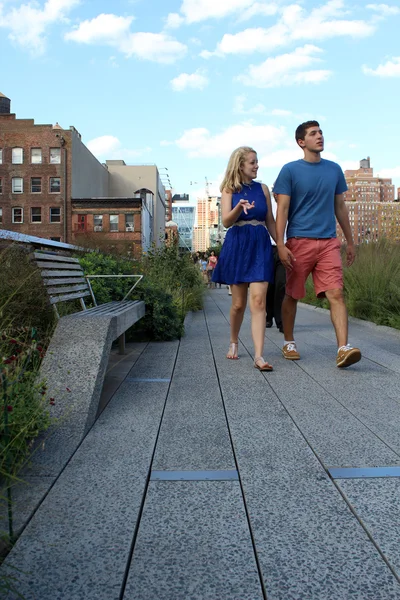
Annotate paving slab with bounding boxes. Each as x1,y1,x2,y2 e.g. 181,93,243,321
205,293,400,598
123,481,263,600
1,341,179,600
152,310,235,471
337,478,400,576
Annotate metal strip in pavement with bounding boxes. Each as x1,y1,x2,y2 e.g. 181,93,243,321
328,466,400,479
151,470,239,481
126,377,171,383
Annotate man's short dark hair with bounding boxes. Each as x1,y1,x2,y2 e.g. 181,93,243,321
295,120,320,142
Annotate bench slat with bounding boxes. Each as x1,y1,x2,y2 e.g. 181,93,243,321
41,269,85,278
44,277,87,286
47,284,89,295
49,290,91,304
34,252,80,264
36,261,83,271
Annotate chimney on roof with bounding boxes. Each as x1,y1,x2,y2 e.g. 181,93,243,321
0,92,11,114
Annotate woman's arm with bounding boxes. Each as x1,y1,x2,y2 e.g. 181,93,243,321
262,184,276,243
221,189,254,228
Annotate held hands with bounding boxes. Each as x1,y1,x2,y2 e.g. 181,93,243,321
238,199,255,215
278,245,296,270
346,243,356,267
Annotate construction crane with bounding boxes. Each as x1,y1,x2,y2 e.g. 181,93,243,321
205,176,212,200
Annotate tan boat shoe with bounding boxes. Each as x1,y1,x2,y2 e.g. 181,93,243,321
282,342,300,361
336,345,361,368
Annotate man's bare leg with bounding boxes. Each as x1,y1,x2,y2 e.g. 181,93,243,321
325,288,348,348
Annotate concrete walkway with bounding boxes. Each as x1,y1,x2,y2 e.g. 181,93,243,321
2,289,400,599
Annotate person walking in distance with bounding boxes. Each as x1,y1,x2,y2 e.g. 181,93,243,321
212,146,276,371
274,121,361,368
266,191,286,333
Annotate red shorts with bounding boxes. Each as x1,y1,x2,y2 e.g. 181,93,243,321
285,237,343,299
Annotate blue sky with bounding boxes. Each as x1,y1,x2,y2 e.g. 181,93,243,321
1,0,400,200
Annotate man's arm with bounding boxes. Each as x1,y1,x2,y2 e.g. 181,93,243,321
276,194,295,269
334,194,356,266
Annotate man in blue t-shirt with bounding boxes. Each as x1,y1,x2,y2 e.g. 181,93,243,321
274,120,361,368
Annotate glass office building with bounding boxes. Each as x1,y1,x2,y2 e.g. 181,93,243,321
172,204,196,252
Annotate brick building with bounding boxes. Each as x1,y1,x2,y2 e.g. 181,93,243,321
193,196,219,252
0,92,108,243
0,93,167,252
343,157,394,203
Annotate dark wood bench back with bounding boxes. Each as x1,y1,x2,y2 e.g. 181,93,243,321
34,252,92,309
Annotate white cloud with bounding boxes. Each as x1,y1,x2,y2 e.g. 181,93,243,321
164,12,184,29
180,0,255,24
171,70,209,91
259,148,302,169
65,14,133,44
378,166,400,178
174,122,286,158
236,45,331,88
65,14,187,63
0,0,79,55
87,135,151,160
236,2,279,21
366,3,400,17
205,0,374,57
362,56,400,77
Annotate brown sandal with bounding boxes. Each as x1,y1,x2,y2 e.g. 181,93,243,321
254,357,273,371
226,342,239,360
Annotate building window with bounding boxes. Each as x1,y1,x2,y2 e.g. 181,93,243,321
50,177,61,193
12,178,23,193
50,207,61,223
50,237,61,242
0,149,2,164
0,207,2,224
50,148,61,164
31,207,42,223
31,177,42,193
12,207,23,223
31,148,42,164
12,148,23,164
110,215,119,232
125,214,134,231
94,214,103,232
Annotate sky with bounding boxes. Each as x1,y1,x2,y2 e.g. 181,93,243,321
1,0,400,201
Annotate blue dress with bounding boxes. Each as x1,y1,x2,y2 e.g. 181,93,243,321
212,181,274,285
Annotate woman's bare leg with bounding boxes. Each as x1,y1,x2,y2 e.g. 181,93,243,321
227,283,248,357
249,281,269,359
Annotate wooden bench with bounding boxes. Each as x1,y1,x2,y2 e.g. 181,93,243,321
30,251,146,470
34,251,145,354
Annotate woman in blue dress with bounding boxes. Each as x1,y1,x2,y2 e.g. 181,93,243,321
212,146,276,371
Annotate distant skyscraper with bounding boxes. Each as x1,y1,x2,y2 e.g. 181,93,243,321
172,203,195,251
193,196,220,252
343,157,394,203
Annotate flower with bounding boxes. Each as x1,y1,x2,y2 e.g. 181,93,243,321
49,398,55,406
9,339,18,344
7,405,13,412
66,387,71,392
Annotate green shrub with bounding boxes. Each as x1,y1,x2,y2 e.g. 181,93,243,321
78,246,204,341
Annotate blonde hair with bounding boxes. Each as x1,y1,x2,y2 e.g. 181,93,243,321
220,146,257,193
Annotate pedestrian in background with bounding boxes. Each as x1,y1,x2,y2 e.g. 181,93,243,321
206,251,218,288
212,146,276,371
266,191,286,333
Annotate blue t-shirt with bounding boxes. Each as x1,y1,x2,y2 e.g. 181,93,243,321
273,158,348,239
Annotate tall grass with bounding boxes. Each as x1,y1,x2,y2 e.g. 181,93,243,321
302,239,400,330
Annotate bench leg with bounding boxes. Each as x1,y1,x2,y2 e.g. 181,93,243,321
118,333,126,355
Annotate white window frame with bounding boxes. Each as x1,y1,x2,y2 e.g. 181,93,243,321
50,207,61,223
0,149,2,164
125,214,134,232
110,214,119,232
31,207,42,223
94,214,103,231
12,177,23,193
49,148,61,164
12,147,23,164
12,207,23,223
49,177,61,193
0,207,2,224
31,148,42,164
